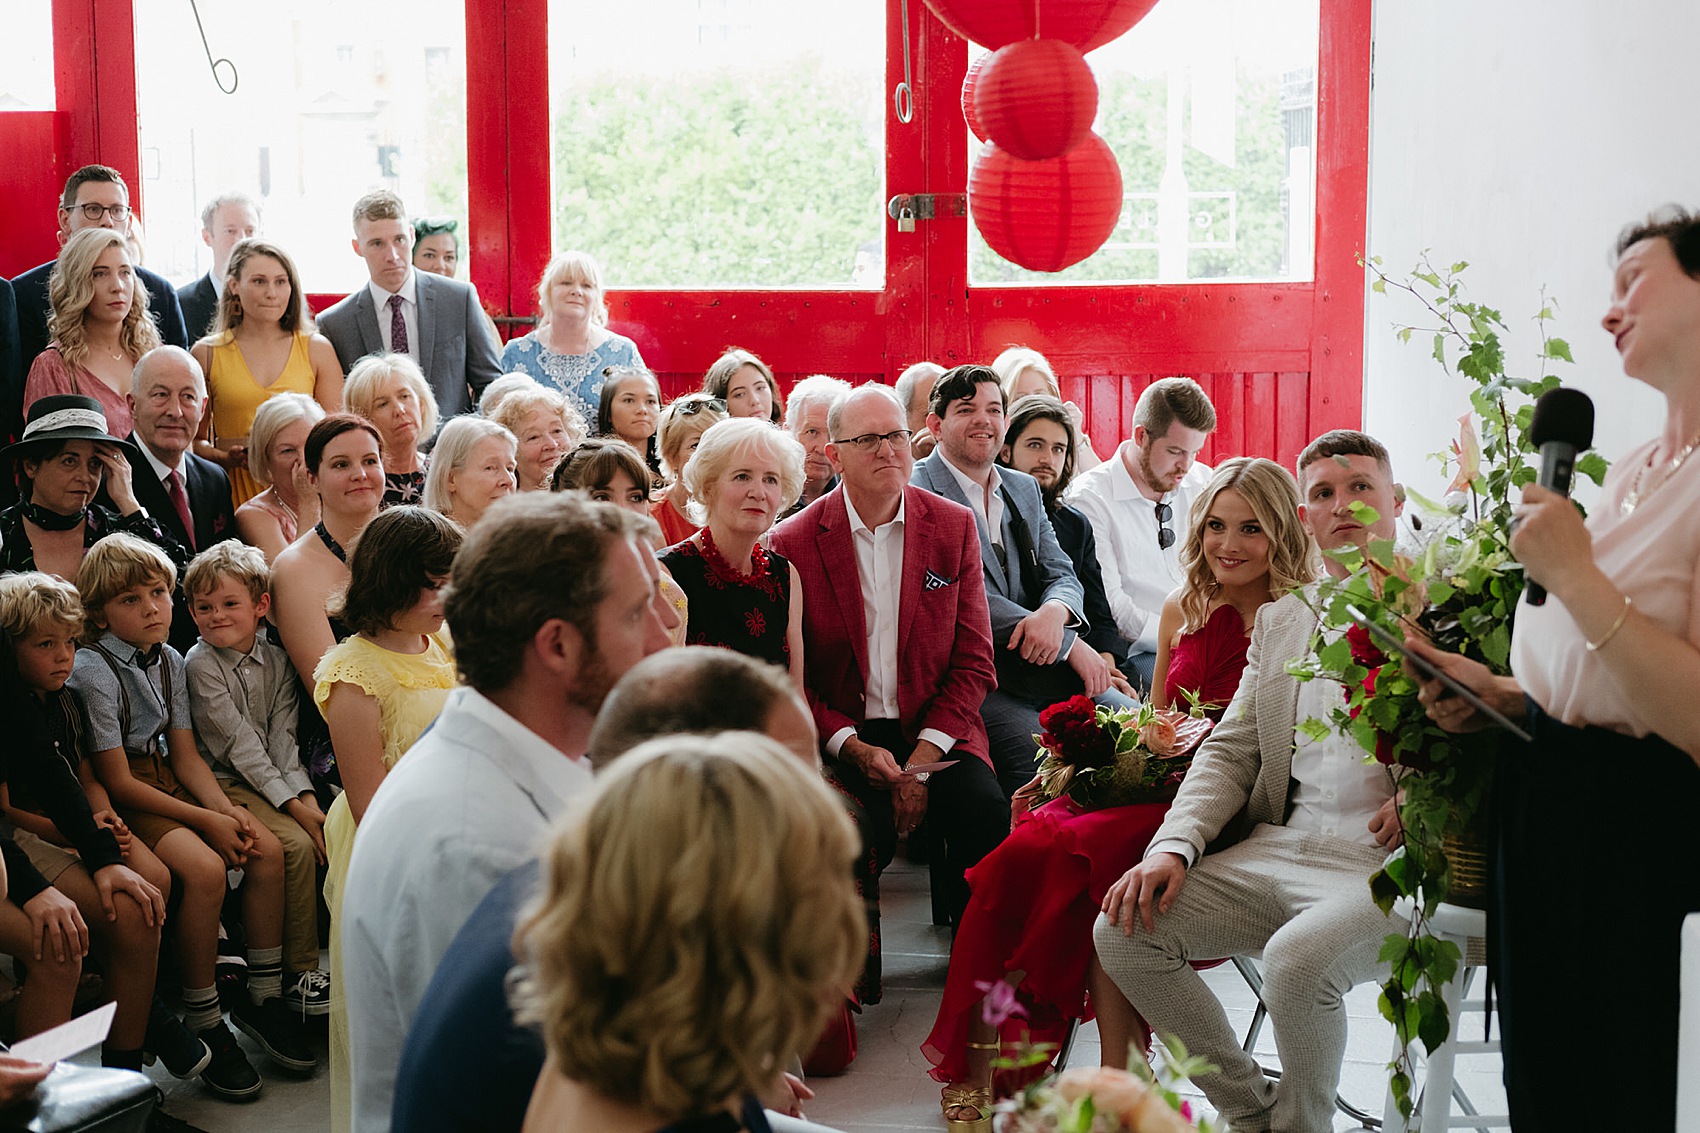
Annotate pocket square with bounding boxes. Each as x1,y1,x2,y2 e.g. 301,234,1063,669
924,570,955,591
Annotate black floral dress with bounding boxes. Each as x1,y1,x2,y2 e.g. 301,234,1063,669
658,527,791,670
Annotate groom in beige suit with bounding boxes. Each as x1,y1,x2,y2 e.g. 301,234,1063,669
1094,430,1408,1133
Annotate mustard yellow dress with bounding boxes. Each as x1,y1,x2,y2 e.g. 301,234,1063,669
313,630,457,1133
205,332,318,506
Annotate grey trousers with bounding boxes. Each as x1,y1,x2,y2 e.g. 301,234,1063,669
1092,825,1396,1133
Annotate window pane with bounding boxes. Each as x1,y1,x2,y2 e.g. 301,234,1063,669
133,0,468,293
0,1,54,110
969,0,1319,285
548,0,885,290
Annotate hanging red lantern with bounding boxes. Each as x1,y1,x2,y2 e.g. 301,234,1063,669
923,0,1162,52
962,51,992,141
969,134,1124,273
973,39,1097,161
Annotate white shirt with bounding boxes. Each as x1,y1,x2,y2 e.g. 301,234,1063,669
1285,665,1396,845
823,493,958,760
341,686,594,1133
937,451,1006,550
368,270,420,362
136,435,185,486
1064,443,1213,653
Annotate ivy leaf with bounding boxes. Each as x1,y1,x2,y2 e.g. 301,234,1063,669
1416,989,1451,1054
1544,337,1574,362
1576,451,1608,486
1372,277,1387,294
1297,716,1332,743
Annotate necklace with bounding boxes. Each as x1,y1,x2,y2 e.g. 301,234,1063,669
1620,429,1700,516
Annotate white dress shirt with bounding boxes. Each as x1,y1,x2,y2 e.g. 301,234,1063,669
1064,443,1213,653
937,450,1006,551
136,437,185,486
823,493,958,760
368,270,420,362
1285,666,1397,845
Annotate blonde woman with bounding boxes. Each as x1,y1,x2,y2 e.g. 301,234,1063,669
514,732,864,1133
992,345,1101,471
499,251,645,424
923,457,1313,1130
492,385,585,492
422,415,517,529
189,239,342,506
343,354,439,508
23,228,163,438
234,393,327,561
650,392,727,545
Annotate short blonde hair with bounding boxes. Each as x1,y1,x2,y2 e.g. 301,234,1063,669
491,386,587,451
535,251,608,328
992,346,1060,403
76,534,176,641
248,393,326,486
477,373,540,417
422,415,516,516
682,418,805,514
656,393,727,479
344,354,440,447
0,572,84,640
512,733,864,1122
183,540,271,605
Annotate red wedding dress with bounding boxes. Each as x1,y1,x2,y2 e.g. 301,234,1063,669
921,603,1253,1084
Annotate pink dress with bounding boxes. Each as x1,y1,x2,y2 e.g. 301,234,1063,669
24,345,134,438
921,603,1252,1083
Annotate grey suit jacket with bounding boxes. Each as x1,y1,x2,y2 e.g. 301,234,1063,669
911,452,1085,658
315,270,501,419
1150,590,1320,861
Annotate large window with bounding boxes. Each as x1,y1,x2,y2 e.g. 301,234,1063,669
133,0,468,292
969,0,1319,285
547,0,885,290
0,3,54,110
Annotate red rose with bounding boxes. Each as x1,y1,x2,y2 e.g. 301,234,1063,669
1346,623,1388,669
1038,696,1116,770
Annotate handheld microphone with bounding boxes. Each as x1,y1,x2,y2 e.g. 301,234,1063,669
1524,387,1595,606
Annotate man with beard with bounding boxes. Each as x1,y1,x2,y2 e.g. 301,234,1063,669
338,493,678,1133
1064,377,1216,692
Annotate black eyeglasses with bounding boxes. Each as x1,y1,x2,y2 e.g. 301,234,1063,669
69,202,131,222
1155,501,1175,550
832,428,913,453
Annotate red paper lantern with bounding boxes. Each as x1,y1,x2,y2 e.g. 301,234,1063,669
924,0,1162,52
961,51,992,141
973,39,1098,161
969,134,1124,273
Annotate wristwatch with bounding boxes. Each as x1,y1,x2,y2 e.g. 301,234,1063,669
912,771,932,785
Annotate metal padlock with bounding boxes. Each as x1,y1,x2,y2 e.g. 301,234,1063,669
897,204,916,233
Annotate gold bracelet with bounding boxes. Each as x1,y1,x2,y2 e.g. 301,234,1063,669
1585,594,1632,653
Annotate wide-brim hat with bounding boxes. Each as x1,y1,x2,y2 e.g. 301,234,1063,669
2,394,139,464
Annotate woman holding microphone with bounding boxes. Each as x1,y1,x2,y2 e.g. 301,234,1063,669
1408,207,1700,1131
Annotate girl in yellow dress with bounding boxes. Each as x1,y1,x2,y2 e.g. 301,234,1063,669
191,239,342,506
312,506,462,1133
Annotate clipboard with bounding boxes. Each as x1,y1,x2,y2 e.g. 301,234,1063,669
1345,604,1533,742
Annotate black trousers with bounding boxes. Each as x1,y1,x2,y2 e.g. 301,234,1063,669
1493,704,1700,1131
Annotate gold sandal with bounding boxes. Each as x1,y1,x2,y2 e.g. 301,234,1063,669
942,1041,999,1133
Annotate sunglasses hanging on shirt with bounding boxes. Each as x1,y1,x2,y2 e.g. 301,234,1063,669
1155,501,1175,550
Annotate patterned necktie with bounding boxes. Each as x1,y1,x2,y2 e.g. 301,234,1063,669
167,469,196,551
388,293,409,354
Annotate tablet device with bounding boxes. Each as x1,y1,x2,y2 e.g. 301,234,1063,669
1345,604,1532,742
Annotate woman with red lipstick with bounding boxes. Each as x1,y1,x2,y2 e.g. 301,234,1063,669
922,458,1313,1132
658,417,807,693
23,229,163,439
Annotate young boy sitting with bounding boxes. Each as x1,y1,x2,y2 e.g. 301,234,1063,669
67,533,314,1101
183,540,330,1019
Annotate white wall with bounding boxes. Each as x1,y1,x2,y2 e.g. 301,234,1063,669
1363,0,1700,502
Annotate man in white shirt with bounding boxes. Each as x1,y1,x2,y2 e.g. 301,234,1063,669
340,493,679,1133
176,192,261,342
1064,377,1217,692
1093,430,1408,1133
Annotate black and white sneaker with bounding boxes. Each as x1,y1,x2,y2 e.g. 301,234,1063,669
196,1021,263,1101
144,999,212,1080
279,968,332,1017
233,997,318,1075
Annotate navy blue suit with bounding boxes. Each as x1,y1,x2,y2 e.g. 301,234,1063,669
11,259,188,374
176,273,220,344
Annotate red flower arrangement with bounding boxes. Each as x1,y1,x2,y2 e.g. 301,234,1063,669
1031,697,1213,811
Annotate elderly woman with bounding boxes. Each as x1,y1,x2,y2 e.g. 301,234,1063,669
422,415,517,528
1410,207,1700,1132
513,732,864,1133
658,418,806,691
478,372,540,417
596,366,664,484
23,229,163,439
190,238,342,506
499,251,645,424
492,385,585,492
0,395,184,580
234,393,327,562
343,354,438,508
992,346,1100,471
703,347,783,423
650,392,727,545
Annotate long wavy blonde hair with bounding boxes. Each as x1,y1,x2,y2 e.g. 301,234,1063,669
47,228,161,371
512,733,865,1122
1177,456,1314,633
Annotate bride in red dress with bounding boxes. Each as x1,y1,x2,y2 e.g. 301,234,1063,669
925,455,1316,1132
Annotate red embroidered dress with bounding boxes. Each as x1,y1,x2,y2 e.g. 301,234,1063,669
658,527,792,669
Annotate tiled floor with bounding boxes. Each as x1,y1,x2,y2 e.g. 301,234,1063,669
91,856,1505,1132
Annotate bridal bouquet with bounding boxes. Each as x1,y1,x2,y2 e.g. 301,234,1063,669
998,1037,1227,1132
1030,696,1213,811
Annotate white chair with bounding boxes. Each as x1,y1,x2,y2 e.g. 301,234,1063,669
1382,902,1508,1133
1678,913,1700,1133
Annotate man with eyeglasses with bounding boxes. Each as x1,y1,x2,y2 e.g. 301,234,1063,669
769,383,1006,958
10,166,190,393
1064,377,1216,693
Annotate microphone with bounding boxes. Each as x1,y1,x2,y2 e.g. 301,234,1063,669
1524,387,1595,606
